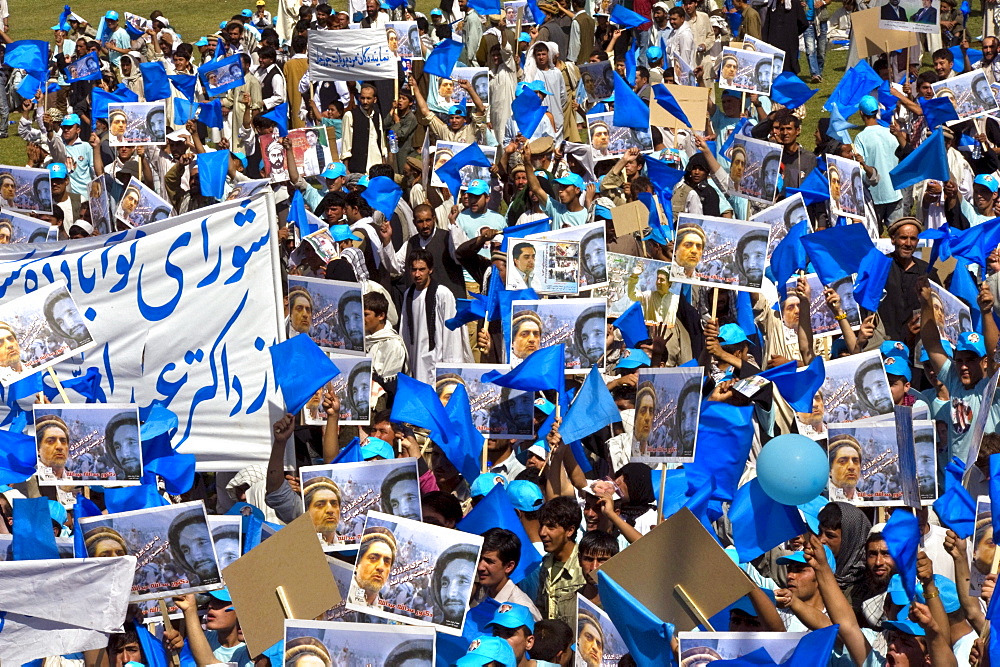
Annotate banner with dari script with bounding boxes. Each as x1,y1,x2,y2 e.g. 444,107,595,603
307,28,398,81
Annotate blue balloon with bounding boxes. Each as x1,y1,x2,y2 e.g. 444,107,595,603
757,434,829,506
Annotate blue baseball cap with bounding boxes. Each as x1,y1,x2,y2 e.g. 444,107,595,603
322,162,347,180
882,355,911,382
361,437,395,460
447,104,468,117
466,179,490,196
208,588,233,602
507,479,544,512
975,173,1000,193
887,574,960,612
220,21,229,29
858,95,879,116
105,10,120,21
516,80,550,96
470,472,508,498
194,36,210,47
48,162,68,179
357,175,370,188
616,348,651,369
456,636,517,667
488,602,536,633
718,323,748,346
519,32,531,42
920,338,954,362
241,8,254,16
329,225,362,242
646,45,663,60
554,173,584,189
883,607,926,637
957,331,986,357
880,340,910,360
595,204,612,220
729,588,776,617
776,545,836,572
48,499,67,526
232,152,248,169
61,113,81,127
430,7,443,15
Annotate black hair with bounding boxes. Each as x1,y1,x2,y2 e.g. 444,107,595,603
421,490,464,525
531,620,574,661
772,108,800,128
512,241,533,260
416,16,429,31
344,192,373,217
259,45,277,61
365,291,389,317
668,6,685,18
481,527,521,567
407,247,435,271
817,502,841,532
317,191,346,216
538,496,582,537
174,43,194,60
369,164,394,179
932,48,954,63
291,34,309,54
578,529,620,558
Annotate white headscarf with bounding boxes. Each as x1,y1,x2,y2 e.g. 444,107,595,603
522,40,559,82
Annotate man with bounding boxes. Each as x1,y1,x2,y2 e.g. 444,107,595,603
881,0,908,20
855,532,897,628
288,286,313,336
399,249,474,384
574,305,606,368
489,603,536,667
474,528,542,618
681,0,713,74
535,496,585,626
105,412,141,479
590,121,611,157
388,203,466,299
60,114,94,197
525,157,591,228
380,465,420,520
487,438,526,479
854,355,895,416
509,242,537,289
735,230,767,286
853,95,901,230
977,36,1000,83
349,526,397,607
0,321,23,379
168,509,221,585
566,0,595,64
828,434,862,501
36,414,71,480
627,268,673,323
146,107,165,143
452,180,507,292
577,531,618,605
511,310,542,361
212,525,242,570
410,74,487,145
172,590,252,667
363,291,406,385
524,42,567,137
733,0,762,39
47,162,81,233
634,381,657,455
774,546,837,632
674,224,706,276
100,11,133,67
347,361,372,418
576,609,604,667
43,288,89,345
665,8,696,72
750,109,817,194
577,231,605,291
255,45,286,113
338,291,365,352
300,128,326,177
303,476,342,547
432,543,479,627
103,111,126,145
341,84,386,174
879,219,941,342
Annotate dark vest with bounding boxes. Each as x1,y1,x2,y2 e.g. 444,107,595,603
573,13,596,63
347,107,383,173
259,64,278,101
404,229,466,299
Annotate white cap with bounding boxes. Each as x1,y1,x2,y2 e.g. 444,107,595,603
165,129,191,142
70,219,94,234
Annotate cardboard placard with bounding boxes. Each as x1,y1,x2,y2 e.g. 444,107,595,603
852,7,918,59
598,508,754,631
650,84,710,130
223,513,341,657
612,199,649,237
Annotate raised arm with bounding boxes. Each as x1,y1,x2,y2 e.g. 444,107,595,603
808,534,872,666
321,389,341,463
917,277,950,376
266,414,294,495
795,275,815,364
521,143,549,204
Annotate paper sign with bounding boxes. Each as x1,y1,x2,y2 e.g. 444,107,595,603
611,200,649,237
852,8,918,59
650,84,709,129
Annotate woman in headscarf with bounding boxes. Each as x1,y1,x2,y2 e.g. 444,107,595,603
591,463,659,549
817,501,872,605
676,152,722,217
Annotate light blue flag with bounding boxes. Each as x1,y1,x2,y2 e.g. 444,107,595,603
481,344,566,396
597,570,675,667
950,259,983,332
730,478,808,563
950,215,1000,266
933,481,976,539
196,150,230,199
262,102,289,137
559,365,622,443
173,97,199,126
0,426,39,485
391,373,463,459
609,4,648,28
361,176,402,218
499,217,552,252
203,53,245,96
769,72,817,110
41,367,105,403
827,102,857,144
198,100,224,129
442,383,486,481
770,221,811,301
612,301,651,347
635,191,669,244
613,72,650,130
6,40,49,75
882,508,921,601
787,167,829,206
686,402,755,504
823,59,881,115
800,224,876,285
435,142,491,199
890,129,949,191
169,74,198,101
437,598,501,666
458,485,543,583
95,17,110,44
643,155,685,205
12,497,60,560
446,293,488,331
135,624,170,667
651,83,691,127
852,247,893,312
140,61,171,101
146,453,197,495
287,190,319,238
269,334,341,414
468,0,502,16
332,437,363,463
17,73,59,99
511,86,548,138
919,96,959,131
424,38,463,79
72,495,103,557
104,483,172,513
758,357,826,414
624,38,636,86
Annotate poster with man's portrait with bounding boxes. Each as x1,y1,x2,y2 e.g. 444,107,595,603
207,515,243,572
0,209,53,244
345,512,483,634
587,111,652,159
577,61,615,111
429,141,496,190
741,36,785,74
303,355,374,426
66,52,102,82
931,69,1000,120
928,282,972,347
717,47,774,96
300,459,421,552
323,557,356,621
826,154,866,221
452,67,490,108
880,0,941,33
503,0,537,25
107,101,167,146
727,135,782,204
575,595,627,667
593,253,671,318
668,214,771,292
677,632,807,664
528,221,608,290
436,364,535,439
0,280,96,386
32,404,142,487
385,21,422,59
288,127,335,179
0,165,53,214
202,53,246,97
78,500,224,602
783,273,862,338
970,497,994,597
630,366,704,463
115,176,173,227
750,193,810,259
260,133,291,184
817,350,895,424
510,298,607,372
285,620,435,667
287,277,366,355
506,239,581,295
826,421,937,506
87,175,114,235
226,178,271,202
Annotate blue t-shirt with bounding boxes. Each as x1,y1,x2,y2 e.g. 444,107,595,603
206,630,252,667
542,195,589,227
940,358,1000,462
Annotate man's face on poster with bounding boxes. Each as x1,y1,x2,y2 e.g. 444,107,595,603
830,445,861,490
214,535,240,570
514,246,535,274
860,368,893,412
578,621,604,667
122,189,140,214
439,556,475,622
358,540,394,593
678,390,698,449
111,422,141,477
351,371,370,415
740,238,766,284
0,327,21,369
387,479,420,520
583,237,604,279
635,392,655,441
178,521,217,580
512,320,541,358
307,487,341,534
675,230,705,269
290,294,313,333
52,297,88,343
342,299,364,347
578,315,605,364
39,425,70,468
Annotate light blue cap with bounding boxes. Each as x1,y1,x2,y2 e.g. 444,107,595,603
105,10,120,21
488,602,536,633
448,104,468,117
646,45,663,60
466,179,489,196
507,479,544,512
48,499,67,525
883,608,926,637
554,173,584,189
322,162,347,180
519,32,531,42
976,173,1000,193
880,340,910,359
616,348,651,369
361,437,395,460
718,323,748,346
232,152,248,169
776,545,836,572
329,224,362,242
887,574,960,612
48,162,68,179
456,636,517,667
241,8,254,16
430,8,443,15
195,36,210,46
957,331,986,357
208,588,233,602
517,80,550,96
61,113,81,127
470,472,508,497
882,354,911,382
858,94,879,116
919,338,954,362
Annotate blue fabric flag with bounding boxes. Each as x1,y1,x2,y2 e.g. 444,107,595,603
921,223,953,269
559,365,622,443
787,167,830,206
853,247,893,312
41,367,105,403
613,72,650,130
391,373,462,459
624,38,637,87
361,175,402,218
424,38,463,79
991,455,1000,567
770,220,811,300
262,102,289,137
481,344,566,396
104,483,171,513
783,625,840,666
597,570,675,667
139,61,171,101
146,453,197,495
196,150,230,199
883,508,921,602
287,190,319,238
92,85,139,130
800,224,876,285
67,52,102,82
950,45,983,72
12,497,60,560
173,97,199,126
7,40,49,75
757,356,826,413
0,426,37,485
136,625,170,667
511,86,548,139
214,33,227,60
204,54,245,96
169,74,198,101
95,17,110,44
890,128,949,191
824,60,882,116
72,495,103,558
198,100,224,129
827,102,857,144
651,83,690,127
332,436,363,463
269,334,341,415
435,142,492,199
499,217,552,252
613,301,651,347
446,293,488,331
610,3,649,27
441,383,486,482
950,216,1000,266
636,191,669,244
17,73,59,99
644,155,685,205
949,258,983,333
933,481,976,539
769,72,817,110
686,402,755,504
468,0,501,16
919,96,959,131
730,478,809,562
458,485,543,583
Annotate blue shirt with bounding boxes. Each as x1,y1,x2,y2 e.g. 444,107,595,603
853,124,901,205
64,138,94,197
542,195,589,227
456,208,506,281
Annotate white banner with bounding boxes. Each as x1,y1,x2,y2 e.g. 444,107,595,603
307,28,398,82
0,194,285,470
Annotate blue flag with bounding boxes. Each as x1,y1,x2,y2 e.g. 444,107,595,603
442,383,486,482
624,38,637,86
757,356,826,413
950,45,983,72
169,74,198,101
827,102,857,144
458,485,543,583
72,495,103,558
730,478,809,562
41,367,105,403
651,83,691,127
438,598,502,667
196,150,230,199
770,220,811,300
66,52,102,82
468,0,501,15
890,129,949,191
787,167,830,205
332,436,363,463
597,571,675,667
769,72,817,110
287,190,319,238
559,365,622,443
636,191,669,244
92,85,139,130
424,38,463,79
481,344,566,396
643,155,685,205
262,102,289,137
824,60,882,115
12,497,60,560
800,224,876,285
883,508,921,602
933,481,976,539
6,40,49,75
919,96,959,131
446,293,488,331
104,483,171,513
204,54,245,96
198,100,224,129
852,247,893,312
435,142,491,199
146,451,197,495
269,334,341,414
361,176,402,219
95,17,110,44
140,61,171,101
613,301,651,347
391,373,461,456
499,217,552,252
135,625,170,667
991,455,1000,562
0,426,40,485
686,402,755,504
511,86,548,139
950,258,983,332
613,72,650,130
173,97,199,126
17,73,59,99
610,3,649,27
950,215,1000,266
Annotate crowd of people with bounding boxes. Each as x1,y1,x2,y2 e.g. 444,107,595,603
7,0,1000,665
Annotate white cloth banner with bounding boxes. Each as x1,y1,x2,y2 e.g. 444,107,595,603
307,28,398,81
0,195,285,470
0,556,136,665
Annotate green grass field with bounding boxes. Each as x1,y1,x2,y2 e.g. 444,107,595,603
0,2,984,167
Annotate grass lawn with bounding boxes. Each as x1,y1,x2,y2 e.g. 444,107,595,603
0,2,984,167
